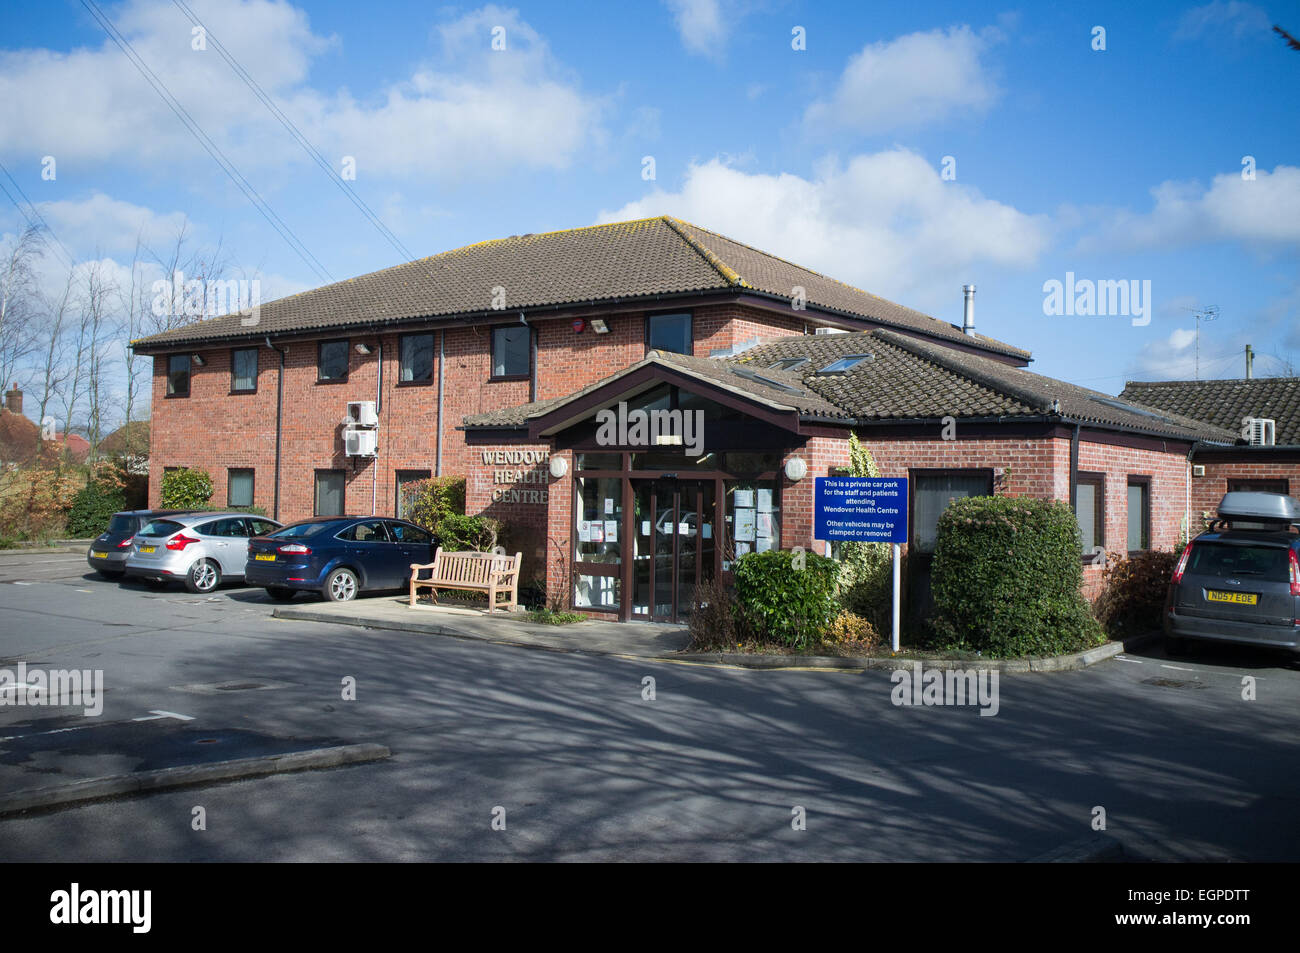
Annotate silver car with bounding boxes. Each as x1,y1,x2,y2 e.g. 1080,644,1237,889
124,512,283,593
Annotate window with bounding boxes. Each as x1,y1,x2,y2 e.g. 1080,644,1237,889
386,521,431,544
201,517,249,538
1126,477,1150,551
338,520,388,542
315,470,345,516
247,518,279,537
318,339,349,382
1227,478,1289,495
817,354,873,374
395,469,431,519
227,468,255,508
911,470,994,554
491,325,530,378
646,312,692,355
768,357,809,372
167,355,191,396
231,348,258,392
399,333,434,383
1075,473,1104,557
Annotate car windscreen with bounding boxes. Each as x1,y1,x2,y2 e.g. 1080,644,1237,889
138,519,184,538
270,521,339,540
1187,542,1290,583
107,514,137,534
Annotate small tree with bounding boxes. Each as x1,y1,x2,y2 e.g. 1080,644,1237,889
160,467,213,509
400,476,466,534
65,461,127,537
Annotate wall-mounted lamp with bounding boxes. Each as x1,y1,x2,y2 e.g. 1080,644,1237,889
784,456,808,482
355,343,373,355
590,318,609,334
191,354,206,367
549,456,569,479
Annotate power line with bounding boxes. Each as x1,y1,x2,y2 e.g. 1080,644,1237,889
0,159,77,271
170,0,417,263
80,0,334,285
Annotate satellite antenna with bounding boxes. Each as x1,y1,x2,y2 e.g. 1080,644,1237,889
1182,306,1220,379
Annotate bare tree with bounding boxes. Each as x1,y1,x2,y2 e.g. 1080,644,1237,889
0,224,44,393
35,266,77,447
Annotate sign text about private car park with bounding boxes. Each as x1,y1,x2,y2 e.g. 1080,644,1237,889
484,449,551,504
814,477,908,543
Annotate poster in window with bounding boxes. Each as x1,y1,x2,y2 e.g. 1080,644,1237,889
735,541,751,556
755,537,773,553
734,489,754,509
756,512,773,538
734,508,756,542
604,519,618,543
756,488,773,512
590,522,605,544
578,521,591,543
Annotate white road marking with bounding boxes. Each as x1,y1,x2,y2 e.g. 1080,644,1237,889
11,581,32,586
1114,656,1143,663
131,710,194,722
0,710,195,742
1161,664,1197,672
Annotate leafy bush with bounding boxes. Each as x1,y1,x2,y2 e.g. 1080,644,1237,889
435,513,500,552
401,477,466,534
527,607,586,625
0,465,81,541
823,609,880,648
65,464,127,537
732,548,840,649
931,495,1105,658
1093,549,1179,638
688,575,738,651
160,467,213,509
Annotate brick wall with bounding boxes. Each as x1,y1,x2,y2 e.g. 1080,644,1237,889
1189,458,1300,529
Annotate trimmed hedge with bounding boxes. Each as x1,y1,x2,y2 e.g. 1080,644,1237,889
65,482,125,538
160,467,213,509
733,548,840,649
931,495,1105,658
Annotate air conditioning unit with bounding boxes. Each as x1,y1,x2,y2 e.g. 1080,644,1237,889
1244,417,1276,447
346,401,378,427
345,428,377,457
814,326,847,335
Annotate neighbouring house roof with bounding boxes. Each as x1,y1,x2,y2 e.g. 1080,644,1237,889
129,216,1031,362
0,408,39,465
1120,377,1300,446
100,419,151,458
464,330,1239,445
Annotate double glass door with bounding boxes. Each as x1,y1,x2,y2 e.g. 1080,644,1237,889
632,480,716,623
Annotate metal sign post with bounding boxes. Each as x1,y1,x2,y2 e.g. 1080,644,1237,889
814,476,909,653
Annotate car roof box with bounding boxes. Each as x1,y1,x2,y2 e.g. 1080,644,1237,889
1216,492,1300,525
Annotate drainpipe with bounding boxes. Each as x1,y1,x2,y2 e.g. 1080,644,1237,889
435,330,445,477
265,336,287,522
373,339,382,516
525,311,536,402
1069,420,1080,513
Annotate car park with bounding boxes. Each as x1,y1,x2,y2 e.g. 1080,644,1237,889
245,516,438,602
123,512,283,593
85,509,193,578
1165,491,1300,655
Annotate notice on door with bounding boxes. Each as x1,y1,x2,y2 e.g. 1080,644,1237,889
814,477,907,543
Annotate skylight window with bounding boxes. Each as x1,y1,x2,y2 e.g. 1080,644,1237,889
816,354,873,374
768,357,809,372
731,366,806,395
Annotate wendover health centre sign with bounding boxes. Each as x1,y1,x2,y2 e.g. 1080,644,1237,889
814,477,908,544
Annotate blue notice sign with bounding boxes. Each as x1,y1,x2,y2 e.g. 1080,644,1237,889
814,477,908,544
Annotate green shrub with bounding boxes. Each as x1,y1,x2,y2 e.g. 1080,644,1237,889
65,482,125,538
436,513,500,552
732,548,840,649
1093,549,1179,638
401,477,466,534
931,495,1104,658
527,608,586,625
160,467,213,509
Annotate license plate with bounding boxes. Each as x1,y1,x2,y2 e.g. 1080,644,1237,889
1207,590,1257,605
140,546,156,554
254,554,276,562
92,552,108,559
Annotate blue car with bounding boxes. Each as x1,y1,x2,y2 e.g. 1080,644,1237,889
245,516,438,602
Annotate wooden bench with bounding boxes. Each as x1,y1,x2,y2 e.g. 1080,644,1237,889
409,547,522,613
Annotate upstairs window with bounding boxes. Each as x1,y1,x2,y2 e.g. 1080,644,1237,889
318,339,349,382
400,333,434,383
167,354,191,397
646,312,692,355
492,325,530,379
231,347,258,392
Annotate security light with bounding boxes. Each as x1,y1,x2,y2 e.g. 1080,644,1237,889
355,343,373,355
191,354,205,366
590,319,609,334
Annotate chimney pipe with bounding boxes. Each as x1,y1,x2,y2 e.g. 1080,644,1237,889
3,385,21,417
962,285,976,335
1245,344,1254,380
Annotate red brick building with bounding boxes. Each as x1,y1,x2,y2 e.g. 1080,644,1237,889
132,217,1237,619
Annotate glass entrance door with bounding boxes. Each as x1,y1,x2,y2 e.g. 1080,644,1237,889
632,480,715,623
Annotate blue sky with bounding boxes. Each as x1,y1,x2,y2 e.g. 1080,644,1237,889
2,0,1298,421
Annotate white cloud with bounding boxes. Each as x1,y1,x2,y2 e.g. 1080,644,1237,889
597,149,1049,306
664,0,727,58
1081,165,1300,251
1174,2,1271,42
0,1,603,179
804,25,1001,133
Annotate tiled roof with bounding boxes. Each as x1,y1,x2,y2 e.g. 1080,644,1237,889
131,216,1029,360
465,330,1239,445
1120,378,1300,445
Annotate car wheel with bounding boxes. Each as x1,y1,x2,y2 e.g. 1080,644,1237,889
186,559,221,594
266,586,296,602
323,568,359,602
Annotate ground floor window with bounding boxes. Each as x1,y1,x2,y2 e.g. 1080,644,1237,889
1126,476,1150,551
395,469,431,519
315,469,345,516
228,468,255,508
910,469,994,553
1227,478,1289,494
1075,472,1105,557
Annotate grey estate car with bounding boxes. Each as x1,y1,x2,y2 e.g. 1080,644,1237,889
1164,492,1300,655
123,512,282,593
